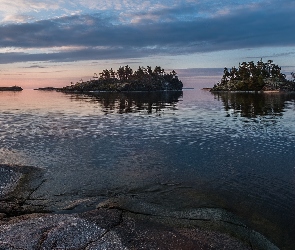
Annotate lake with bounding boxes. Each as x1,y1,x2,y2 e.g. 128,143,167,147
0,89,294,249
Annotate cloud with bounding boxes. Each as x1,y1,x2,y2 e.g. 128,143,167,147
0,0,294,64
2,14,34,23
22,65,46,68
0,0,62,23
0,47,155,64
246,51,295,59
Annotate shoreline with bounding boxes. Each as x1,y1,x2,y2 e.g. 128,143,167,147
60,89,183,94
34,87,183,93
207,88,295,93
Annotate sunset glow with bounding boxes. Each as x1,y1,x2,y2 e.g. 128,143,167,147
0,0,294,88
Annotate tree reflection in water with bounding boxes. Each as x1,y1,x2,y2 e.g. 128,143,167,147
65,91,183,114
212,92,295,119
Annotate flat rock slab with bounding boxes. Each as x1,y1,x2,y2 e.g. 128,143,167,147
0,164,45,215
0,208,252,250
0,165,23,198
0,165,279,249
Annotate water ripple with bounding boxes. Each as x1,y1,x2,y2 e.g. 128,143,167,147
0,89,295,248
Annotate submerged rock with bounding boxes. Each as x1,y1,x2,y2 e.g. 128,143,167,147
0,164,46,216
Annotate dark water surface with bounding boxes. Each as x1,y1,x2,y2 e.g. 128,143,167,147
0,89,295,249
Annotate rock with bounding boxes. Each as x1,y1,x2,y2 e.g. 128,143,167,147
0,164,46,215
0,165,22,198
97,197,279,250
114,212,253,250
0,208,254,250
0,208,122,249
0,166,279,249
0,213,105,249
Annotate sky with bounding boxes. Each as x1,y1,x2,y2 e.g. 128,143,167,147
0,0,295,88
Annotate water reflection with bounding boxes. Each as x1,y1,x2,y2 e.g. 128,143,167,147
63,91,183,114
212,92,295,118
1,89,294,249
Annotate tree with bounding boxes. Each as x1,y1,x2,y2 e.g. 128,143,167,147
153,66,164,76
124,65,133,80
117,66,125,81
222,67,230,82
134,66,145,80
230,66,238,80
146,66,153,75
99,69,110,80
171,70,177,77
110,68,116,79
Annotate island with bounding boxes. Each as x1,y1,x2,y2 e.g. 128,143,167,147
34,87,60,91
61,65,183,92
0,86,23,91
211,59,295,92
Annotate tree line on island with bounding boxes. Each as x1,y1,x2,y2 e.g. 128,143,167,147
211,59,295,91
62,65,183,92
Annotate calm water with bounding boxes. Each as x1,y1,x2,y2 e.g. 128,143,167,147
1,89,295,248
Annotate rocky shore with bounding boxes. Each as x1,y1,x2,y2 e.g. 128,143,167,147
0,164,279,249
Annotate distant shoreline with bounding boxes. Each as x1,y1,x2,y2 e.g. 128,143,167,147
0,86,23,91
34,87,183,93
33,87,59,91
204,88,295,93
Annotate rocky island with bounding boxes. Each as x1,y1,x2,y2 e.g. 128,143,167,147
34,87,60,91
0,86,23,91
211,59,295,92
61,65,183,92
